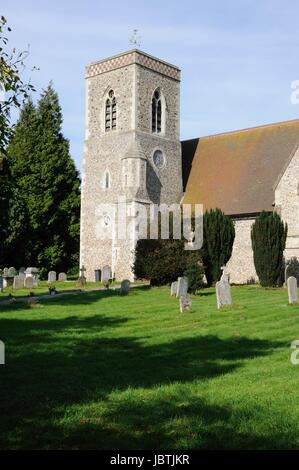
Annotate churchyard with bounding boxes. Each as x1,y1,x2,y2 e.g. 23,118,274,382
1,284,299,449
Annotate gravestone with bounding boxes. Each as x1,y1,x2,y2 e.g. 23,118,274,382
120,279,130,295
24,276,34,289
58,272,67,282
287,276,298,304
19,267,26,274
101,265,112,283
171,281,178,296
8,267,16,278
13,275,24,290
48,271,57,283
18,272,25,281
176,277,188,298
285,265,295,288
179,295,192,313
216,279,232,309
25,268,39,287
3,268,8,277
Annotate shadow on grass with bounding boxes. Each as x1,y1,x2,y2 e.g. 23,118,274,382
0,310,285,449
0,284,152,308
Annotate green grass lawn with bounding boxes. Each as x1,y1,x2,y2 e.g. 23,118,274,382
0,280,109,301
0,285,299,449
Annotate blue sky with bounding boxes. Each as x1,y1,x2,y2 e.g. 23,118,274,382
4,0,299,172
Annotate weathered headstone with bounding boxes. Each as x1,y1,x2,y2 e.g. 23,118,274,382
24,276,34,289
176,277,188,298
171,281,178,296
48,271,57,283
3,268,8,277
120,279,130,295
24,268,39,287
18,272,25,281
8,267,16,278
13,275,24,290
179,295,192,313
285,265,294,288
19,267,26,274
287,276,298,304
58,272,67,282
101,265,112,283
216,279,232,309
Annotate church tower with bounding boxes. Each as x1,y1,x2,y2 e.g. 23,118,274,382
80,50,182,281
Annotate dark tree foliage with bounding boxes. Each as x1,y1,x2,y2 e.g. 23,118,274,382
133,214,203,286
201,208,235,286
0,155,11,263
251,211,287,287
183,262,205,293
7,84,80,271
0,154,27,265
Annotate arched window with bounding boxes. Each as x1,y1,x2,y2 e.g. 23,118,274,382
105,90,117,131
103,170,111,189
152,89,162,133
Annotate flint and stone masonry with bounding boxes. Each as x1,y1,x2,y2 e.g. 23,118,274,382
80,50,183,281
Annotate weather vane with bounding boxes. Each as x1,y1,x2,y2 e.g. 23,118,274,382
129,29,141,49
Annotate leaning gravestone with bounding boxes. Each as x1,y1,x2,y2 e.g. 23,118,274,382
120,279,130,295
58,272,67,282
171,281,178,296
179,295,192,313
287,276,298,304
176,277,188,298
216,279,232,309
48,271,57,283
101,265,112,283
13,275,24,290
24,276,34,289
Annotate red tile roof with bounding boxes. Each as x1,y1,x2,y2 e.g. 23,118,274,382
181,119,299,215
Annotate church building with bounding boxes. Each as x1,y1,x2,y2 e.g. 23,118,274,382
80,49,299,283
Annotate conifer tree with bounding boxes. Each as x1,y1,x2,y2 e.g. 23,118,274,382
0,154,27,266
251,211,287,287
201,208,235,286
7,85,80,271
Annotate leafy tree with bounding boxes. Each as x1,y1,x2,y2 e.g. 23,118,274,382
133,214,203,286
251,211,287,287
7,84,80,271
201,208,235,286
0,154,11,263
0,15,36,153
184,261,204,293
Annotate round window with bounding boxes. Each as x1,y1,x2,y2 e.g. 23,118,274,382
153,150,165,168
